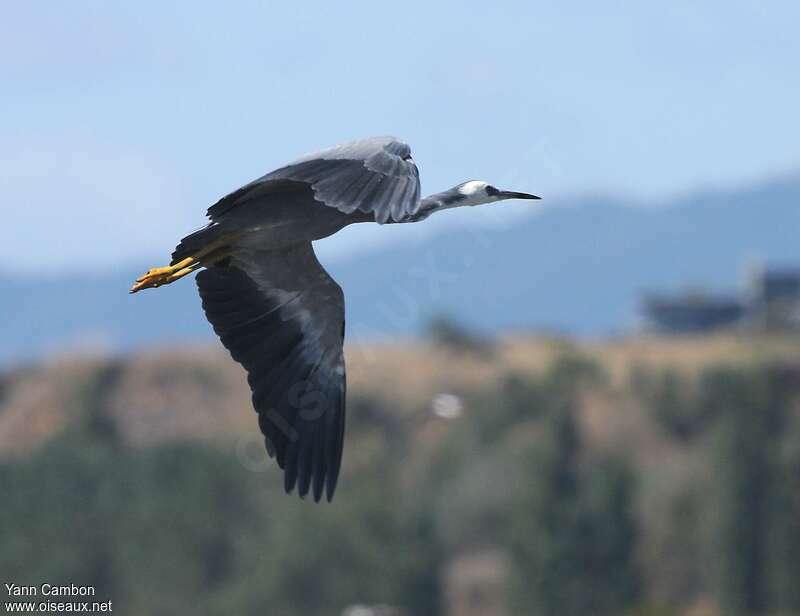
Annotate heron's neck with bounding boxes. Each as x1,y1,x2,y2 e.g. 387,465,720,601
401,188,465,223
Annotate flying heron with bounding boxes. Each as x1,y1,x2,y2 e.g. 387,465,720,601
131,136,539,502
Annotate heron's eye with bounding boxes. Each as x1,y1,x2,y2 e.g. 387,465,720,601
485,185,499,196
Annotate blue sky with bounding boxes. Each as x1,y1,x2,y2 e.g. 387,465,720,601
2,1,799,272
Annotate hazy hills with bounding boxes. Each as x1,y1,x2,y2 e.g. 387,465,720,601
1,174,798,365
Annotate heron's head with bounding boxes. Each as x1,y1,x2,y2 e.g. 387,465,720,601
453,180,540,207
413,180,540,222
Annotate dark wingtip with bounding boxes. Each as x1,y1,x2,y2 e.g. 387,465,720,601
285,479,327,503
284,461,298,496
284,460,329,503
325,474,338,502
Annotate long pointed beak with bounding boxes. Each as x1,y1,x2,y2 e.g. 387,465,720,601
497,190,541,200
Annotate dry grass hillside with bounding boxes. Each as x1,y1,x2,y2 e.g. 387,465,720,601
2,333,798,459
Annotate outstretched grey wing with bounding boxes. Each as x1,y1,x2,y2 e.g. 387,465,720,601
196,243,346,502
207,136,421,224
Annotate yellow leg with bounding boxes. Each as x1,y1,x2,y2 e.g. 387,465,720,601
135,257,195,282
130,258,199,293
130,246,232,294
162,266,197,284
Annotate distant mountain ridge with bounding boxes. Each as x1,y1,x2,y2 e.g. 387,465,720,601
1,173,798,366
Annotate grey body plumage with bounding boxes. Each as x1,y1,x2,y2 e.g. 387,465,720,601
132,136,539,502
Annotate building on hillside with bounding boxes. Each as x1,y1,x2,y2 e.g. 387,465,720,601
640,292,745,334
639,263,800,335
743,264,800,331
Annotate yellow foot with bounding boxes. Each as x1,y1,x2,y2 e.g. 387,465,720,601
130,257,197,293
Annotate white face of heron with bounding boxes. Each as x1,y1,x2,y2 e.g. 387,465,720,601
456,180,501,206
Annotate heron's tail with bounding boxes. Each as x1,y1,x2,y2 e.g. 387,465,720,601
170,223,228,265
